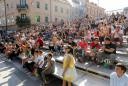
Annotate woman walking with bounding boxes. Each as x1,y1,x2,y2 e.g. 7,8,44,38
62,46,76,86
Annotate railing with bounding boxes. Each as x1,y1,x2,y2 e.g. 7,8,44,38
17,4,28,11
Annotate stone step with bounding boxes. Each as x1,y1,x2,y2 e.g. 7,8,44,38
55,56,111,78
116,50,128,57
0,55,109,86
55,55,128,79
116,47,128,57
55,63,109,86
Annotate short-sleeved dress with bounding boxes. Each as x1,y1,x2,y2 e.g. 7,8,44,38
63,54,76,82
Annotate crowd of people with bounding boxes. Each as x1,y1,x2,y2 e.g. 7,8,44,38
0,12,128,86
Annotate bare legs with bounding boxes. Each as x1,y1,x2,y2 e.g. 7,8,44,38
62,80,66,86
62,80,72,86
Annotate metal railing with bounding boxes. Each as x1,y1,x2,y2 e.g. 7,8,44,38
17,4,28,10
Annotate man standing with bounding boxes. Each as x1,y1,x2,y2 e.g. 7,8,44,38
110,63,128,86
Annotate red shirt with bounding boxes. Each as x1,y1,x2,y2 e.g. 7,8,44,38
36,37,43,46
94,31,99,37
78,41,88,49
90,42,100,49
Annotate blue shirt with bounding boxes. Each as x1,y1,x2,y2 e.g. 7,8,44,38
110,72,128,86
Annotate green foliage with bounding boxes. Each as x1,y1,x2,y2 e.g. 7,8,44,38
16,16,31,28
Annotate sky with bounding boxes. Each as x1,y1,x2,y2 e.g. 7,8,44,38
89,0,128,11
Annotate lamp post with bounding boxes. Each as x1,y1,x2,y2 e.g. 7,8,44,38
50,0,52,23
3,0,8,33
97,0,99,19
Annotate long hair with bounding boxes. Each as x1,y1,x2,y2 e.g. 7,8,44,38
66,46,73,55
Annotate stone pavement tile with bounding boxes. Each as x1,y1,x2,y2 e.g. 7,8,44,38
55,55,113,77
76,61,91,70
74,72,109,86
0,58,40,86
0,60,21,86
87,65,114,77
54,62,109,86
55,63,85,82
53,63,63,79
56,56,64,62
0,74,22,86
10,61,39,81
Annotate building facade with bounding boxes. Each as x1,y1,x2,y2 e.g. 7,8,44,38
123,7,128,18
29,0,71,24
0,0,18,30
0,0,71,29
86,0,105,19
0,0,105,30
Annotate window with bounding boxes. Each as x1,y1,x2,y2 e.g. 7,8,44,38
7,19,10,23
20,0,26,5
11,16,14,23
55,6,58,12
55,18,58,22
36,2,40,8
45,4,48,10
7,4,9,9
45,17,49,23
35,16,40,22
61,7,63,13
0,20,1,25
12,19,15,23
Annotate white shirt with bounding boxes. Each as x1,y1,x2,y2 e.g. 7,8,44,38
111,25,115,33
34,55,45,68
110,72,128,86
113,30,123,38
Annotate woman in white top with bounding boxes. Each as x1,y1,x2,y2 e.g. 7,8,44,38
35,50,46,85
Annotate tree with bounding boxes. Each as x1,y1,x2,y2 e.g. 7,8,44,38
16,16,31,28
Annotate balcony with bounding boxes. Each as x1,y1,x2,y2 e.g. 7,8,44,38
17,4,28,12
16,15,31,28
